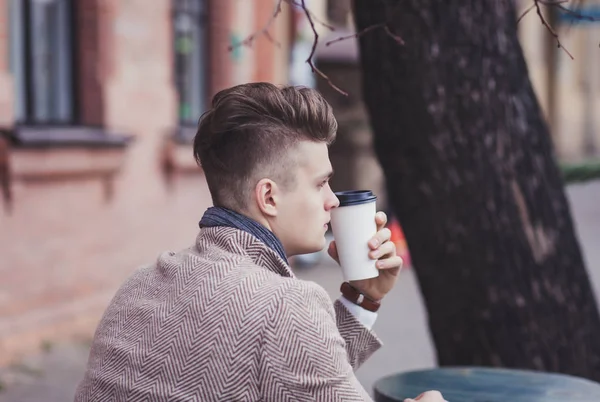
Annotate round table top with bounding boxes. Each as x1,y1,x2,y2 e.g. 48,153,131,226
374,367,600,402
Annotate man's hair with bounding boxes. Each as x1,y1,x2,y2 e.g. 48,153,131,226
193,82,337,211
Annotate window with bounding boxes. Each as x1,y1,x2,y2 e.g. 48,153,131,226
9,0,76,124
173,0,208,126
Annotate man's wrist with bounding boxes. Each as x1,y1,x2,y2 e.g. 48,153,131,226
340,282,381,312
348,282,384,303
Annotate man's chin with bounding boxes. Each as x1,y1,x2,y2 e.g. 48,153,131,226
297,239,327,256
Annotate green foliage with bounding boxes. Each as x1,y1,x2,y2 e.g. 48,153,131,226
560,159,600,184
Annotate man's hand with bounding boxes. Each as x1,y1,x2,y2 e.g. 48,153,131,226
328,211,403,301
404,390,447,402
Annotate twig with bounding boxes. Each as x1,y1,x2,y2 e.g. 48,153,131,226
325,23,385,46
384,26,405,45
228,0,404,95
264,30,280,47
521,0,598,51
287,0,336,31
300,0,348,96
517,4,536,24
299,0,404,94
533,0,574,60
324,15,405,46
306,11,336,31
228,0,283,50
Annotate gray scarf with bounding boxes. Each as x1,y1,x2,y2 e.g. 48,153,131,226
199,206,288,264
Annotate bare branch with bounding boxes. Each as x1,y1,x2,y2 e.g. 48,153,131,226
533,0,574,60
228,0,283,51
286,0,336,31
517,4,536,24
325,23,385,46
519,0,599,58
264,31,281,48
384,26,405,45
306,12,336,31
324,23,405,47
297,0,404,94
300,0,348,96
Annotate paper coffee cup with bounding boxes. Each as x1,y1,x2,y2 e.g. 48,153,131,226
330,190,379,281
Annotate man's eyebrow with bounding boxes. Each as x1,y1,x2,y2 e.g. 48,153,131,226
320,170,334,180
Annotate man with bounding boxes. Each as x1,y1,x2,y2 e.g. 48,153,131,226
75,83,444,401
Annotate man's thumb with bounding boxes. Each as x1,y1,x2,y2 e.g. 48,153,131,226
327,241,338,259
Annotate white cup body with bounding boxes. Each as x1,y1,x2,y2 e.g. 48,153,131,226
330,200,379,281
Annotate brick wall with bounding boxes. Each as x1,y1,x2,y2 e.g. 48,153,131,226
208,0,234,97
0,0,288,365
0,0,218,365
253,0,292,85
0,0,14,127
77,0,105,126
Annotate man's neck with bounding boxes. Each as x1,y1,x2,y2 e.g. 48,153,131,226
232,206,293,257
237,206,273,233
201,206,289,263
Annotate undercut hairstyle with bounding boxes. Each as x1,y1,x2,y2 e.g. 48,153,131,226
193,82,337,211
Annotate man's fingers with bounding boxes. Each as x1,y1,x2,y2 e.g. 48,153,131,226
369,240,396,260
376,256,403,271
375,211,387,231
369,227,391,249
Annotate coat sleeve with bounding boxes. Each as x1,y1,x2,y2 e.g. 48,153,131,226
260,282,382,401
334,299,383,369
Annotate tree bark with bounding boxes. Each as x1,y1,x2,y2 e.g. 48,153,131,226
352,0,600,380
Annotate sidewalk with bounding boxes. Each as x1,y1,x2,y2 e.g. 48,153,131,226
1,182,599,402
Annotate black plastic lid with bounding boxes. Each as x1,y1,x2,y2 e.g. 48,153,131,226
334,190,377,207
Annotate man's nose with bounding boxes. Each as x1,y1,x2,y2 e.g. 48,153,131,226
327,189,340,210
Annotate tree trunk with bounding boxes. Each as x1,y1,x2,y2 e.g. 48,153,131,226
352,0,600,380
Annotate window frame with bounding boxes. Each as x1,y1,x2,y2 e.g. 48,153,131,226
9,0,79,126
172,0,209,128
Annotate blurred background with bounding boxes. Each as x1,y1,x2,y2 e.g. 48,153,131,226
0,0,599,400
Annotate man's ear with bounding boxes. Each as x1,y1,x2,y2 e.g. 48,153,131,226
254,178,279,217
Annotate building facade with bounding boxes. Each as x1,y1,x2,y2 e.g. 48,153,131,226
0,0,307,365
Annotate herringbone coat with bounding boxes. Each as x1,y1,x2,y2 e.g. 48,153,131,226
74,227,382,401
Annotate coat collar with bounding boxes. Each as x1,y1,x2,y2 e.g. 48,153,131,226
196,227,295,278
